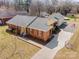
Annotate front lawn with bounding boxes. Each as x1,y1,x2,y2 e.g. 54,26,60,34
0,26,40,59
54,47,79,59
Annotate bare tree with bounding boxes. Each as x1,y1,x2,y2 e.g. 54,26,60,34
0,0,79,16
44,0,59,14
55,0,74,15
30,0,44,16
13,0,31,13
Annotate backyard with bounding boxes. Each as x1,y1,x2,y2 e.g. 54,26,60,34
0,26,40,59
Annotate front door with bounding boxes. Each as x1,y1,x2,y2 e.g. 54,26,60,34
20,27,26,36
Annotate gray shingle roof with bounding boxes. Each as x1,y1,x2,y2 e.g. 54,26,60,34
7,15,56,32
7,15,37,27
28,17,55,32
49,13,65,21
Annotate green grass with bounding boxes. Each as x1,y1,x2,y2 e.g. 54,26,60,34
66,16,75,22
68,15,75,19
0,26,40,59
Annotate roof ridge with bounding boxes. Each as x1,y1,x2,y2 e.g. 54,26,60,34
26,16,38,27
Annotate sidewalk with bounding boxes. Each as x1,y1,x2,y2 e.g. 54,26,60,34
31,30,73,59
17,37,45,48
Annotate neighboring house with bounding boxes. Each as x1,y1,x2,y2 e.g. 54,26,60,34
0,16,14,25
0,6,16,25
49,13,65,26
6,15,57,42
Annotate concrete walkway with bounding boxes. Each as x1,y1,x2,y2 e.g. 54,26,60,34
17,36,45,48
31,30,73,59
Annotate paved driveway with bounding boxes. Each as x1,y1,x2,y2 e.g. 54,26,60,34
31,30,73,59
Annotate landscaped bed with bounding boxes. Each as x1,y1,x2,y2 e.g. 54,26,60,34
0,26,40,59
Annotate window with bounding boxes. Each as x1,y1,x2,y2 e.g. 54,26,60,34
32,29,34,34
30,28,32,32
30,29,34,34
50,29,52,35
38,31,42,37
